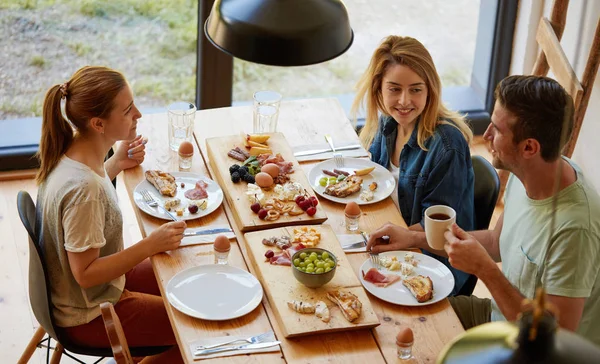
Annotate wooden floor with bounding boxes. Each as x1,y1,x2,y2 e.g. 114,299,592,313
0,137,498,363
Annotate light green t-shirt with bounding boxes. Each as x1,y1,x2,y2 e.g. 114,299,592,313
491,159,600,346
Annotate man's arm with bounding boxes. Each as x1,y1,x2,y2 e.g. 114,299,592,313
445,224,587,330
368,213,504,261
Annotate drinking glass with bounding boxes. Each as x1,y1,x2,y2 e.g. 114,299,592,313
168,102,196,151
253,91,282,134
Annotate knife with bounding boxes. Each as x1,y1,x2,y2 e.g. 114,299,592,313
183,227,233,237
294,144,362,157
194,341,281,356
340,231,369,250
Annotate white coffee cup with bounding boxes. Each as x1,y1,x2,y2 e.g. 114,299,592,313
424,205,456,250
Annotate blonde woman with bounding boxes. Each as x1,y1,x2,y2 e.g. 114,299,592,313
356,36,475,296
36,66,185,363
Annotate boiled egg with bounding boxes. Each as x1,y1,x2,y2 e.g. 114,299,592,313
345,201,361,217
178,141,194,156
396,327,414,344
213,235,231,252
254,172,274,188
261,163,280,178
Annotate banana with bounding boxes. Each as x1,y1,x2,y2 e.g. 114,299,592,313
354,166,375,176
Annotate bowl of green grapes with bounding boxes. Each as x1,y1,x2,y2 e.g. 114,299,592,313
291,248,337,288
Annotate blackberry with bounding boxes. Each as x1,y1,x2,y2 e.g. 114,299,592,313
244,174,255,184
229,164,240,174
231,172,241,183
237,168,248,177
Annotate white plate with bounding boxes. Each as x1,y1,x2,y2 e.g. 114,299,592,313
308,158,395,205
358,251,454,306
166,264,263,321
133,172,223,221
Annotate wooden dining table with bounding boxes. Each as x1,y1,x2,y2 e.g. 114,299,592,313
122,97,464,363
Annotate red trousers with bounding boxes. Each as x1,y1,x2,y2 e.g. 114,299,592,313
61,259,178,349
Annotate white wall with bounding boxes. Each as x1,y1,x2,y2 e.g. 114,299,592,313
510,0,600,191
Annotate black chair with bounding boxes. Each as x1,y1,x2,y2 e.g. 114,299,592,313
456,156,501,296
16,191,170,363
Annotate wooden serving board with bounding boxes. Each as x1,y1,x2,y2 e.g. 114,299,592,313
244,224,380,338
206,132,328,232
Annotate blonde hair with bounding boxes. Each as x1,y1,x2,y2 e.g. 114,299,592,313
352,36,472,150
36,66,127,184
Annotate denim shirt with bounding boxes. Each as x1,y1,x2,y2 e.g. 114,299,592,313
370,116,475,295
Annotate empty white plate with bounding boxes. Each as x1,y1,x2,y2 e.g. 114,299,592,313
166,264,263,320
358,251,454,306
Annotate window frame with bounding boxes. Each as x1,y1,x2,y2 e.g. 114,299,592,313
196,0,518,135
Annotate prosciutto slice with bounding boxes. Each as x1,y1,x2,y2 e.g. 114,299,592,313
362,268,401,287
184,180,209,200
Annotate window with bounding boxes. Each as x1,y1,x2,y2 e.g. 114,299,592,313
197,0,517,134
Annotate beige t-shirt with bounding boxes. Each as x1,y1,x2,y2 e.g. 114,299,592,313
37,156,125,327
491,159,600,346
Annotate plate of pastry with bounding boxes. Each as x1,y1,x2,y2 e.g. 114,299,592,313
133,170,223,221
308,158,395,205
358,251,454,306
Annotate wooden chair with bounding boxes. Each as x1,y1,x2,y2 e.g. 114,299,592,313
100,302,134,364
497,0,600,197
16,190,170,363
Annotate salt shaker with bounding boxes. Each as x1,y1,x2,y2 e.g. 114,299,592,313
213,235,231,265
178,141,194,171
396,327,415,361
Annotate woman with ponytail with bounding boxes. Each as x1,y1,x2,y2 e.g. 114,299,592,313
36,66,185,363
355,36,476,296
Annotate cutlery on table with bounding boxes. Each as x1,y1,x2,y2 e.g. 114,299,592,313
324,134,344,168
183,227,233,237
341,231,369,250
140,189,179,221
194,341,281,356
294,144,361,157
196,331,271,350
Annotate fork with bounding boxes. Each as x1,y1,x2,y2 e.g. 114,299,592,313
324,134,344,168
369,251,380,270
140,189,178,221
195,332,272,351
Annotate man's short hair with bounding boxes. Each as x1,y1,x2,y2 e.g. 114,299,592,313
494,75,575,161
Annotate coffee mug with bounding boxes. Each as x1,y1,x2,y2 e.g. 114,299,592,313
424,205,456,250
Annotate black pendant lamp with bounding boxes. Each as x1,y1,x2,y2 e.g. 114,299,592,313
204,0,354,66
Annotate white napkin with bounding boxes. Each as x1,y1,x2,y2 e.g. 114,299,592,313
190,331,279,360
180,226,236,247
293,141,369,162
337,233,368,253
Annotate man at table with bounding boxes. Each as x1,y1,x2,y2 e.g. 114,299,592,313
367,75,600,345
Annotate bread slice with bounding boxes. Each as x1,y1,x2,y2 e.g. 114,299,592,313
287,300,315,314
145,170,177,197
315,301,330,323
326,290,362,322
324,175,363,198
403,275,433,303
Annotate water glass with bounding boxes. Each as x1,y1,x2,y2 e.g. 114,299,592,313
168,102,196,151
253,91,282,134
